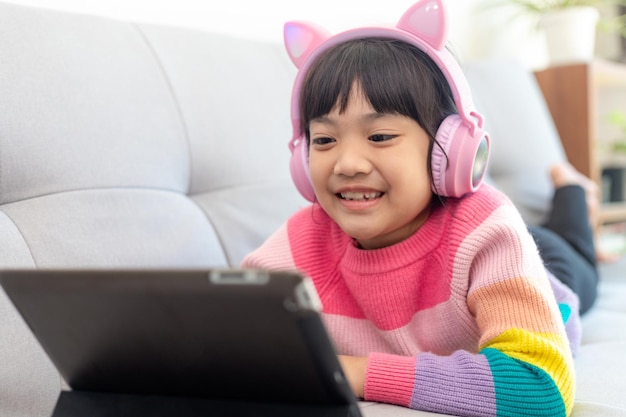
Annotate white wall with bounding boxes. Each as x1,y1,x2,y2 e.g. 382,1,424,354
5,0,614,70
3,0,474,44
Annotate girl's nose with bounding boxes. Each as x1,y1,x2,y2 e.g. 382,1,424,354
333,142,373,177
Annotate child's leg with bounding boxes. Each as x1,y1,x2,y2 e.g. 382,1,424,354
528,224,598,315
528,163,600,314
542,184,597,268
548,162,620,263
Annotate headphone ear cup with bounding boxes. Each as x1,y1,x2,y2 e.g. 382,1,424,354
289,137,316,202
431,115,490,198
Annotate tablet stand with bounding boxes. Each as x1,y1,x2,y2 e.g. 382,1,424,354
51,390,360,417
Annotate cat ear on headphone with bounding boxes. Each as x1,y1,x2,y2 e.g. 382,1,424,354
284,21,332,68
397,0,447,51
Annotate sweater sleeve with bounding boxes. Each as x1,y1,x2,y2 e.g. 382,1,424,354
363,210,575,417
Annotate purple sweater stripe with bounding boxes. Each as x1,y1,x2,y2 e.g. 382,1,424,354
411,351,496,417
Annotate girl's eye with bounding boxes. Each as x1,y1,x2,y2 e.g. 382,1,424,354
311,137,335,146
369,134,396,142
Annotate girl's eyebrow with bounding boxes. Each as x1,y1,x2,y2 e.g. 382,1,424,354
311,112,388,126
362,112,388,122
310,115,335,125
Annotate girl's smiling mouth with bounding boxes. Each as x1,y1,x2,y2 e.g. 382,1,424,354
338,191,383,201
335,190,385,210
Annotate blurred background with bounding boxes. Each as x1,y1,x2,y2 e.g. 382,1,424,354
1,0,624,70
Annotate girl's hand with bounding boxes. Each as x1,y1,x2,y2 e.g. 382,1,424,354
337,355,368,399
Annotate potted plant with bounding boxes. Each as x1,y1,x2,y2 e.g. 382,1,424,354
604,110,626,162
483,0,626,65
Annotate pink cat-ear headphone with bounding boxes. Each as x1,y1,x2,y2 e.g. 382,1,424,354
284,0,490,202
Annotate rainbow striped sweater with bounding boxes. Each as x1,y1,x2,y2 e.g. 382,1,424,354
242,184,579,416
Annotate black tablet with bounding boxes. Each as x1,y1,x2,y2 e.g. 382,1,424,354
0,269,361,417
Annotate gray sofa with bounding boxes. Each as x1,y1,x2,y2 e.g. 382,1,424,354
0,2,624,416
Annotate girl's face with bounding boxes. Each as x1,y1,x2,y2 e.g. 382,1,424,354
308,85,433,249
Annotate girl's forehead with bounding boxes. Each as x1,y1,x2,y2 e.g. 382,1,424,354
343,81,368,102
329,80,373,111
320,99,376,120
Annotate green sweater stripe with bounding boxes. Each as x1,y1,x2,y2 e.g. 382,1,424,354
482,348,566,417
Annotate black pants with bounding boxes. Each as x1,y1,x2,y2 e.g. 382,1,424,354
528,185,599,315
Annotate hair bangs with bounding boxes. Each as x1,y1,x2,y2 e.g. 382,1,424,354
299,38,455,141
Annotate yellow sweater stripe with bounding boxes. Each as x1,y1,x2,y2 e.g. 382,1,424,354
481,328,575,415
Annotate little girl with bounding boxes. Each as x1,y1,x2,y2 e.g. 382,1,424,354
243,1,578,416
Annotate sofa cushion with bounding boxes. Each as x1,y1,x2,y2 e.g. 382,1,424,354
1,190,228,268
0,4,190,204
136,24,308,265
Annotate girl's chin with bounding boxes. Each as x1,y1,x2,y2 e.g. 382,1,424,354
335,225,376,243
342,229,386,249
343,225,414,249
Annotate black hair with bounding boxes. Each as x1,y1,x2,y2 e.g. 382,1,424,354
299,37,457,193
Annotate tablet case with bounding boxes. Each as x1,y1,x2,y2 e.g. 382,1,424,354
0,269,362,417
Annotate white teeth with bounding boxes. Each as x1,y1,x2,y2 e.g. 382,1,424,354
340,191,381,201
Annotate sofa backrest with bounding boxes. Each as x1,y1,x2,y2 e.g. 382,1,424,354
0,2,307,270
